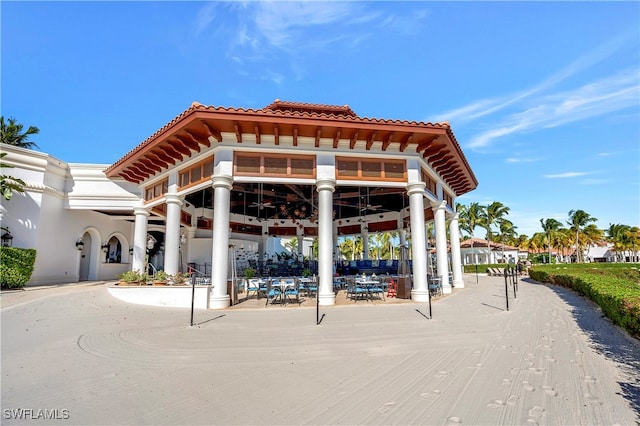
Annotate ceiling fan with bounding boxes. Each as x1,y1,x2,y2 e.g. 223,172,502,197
359,187,382,212
248,183,275,210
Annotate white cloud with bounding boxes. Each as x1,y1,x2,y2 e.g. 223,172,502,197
506,157,539,164
543,172,590,179
467,69,639,149
431,30,640,150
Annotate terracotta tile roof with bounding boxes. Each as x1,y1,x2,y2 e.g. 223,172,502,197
105,100,477,195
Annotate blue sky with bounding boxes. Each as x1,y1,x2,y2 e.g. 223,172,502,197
2,1,639,237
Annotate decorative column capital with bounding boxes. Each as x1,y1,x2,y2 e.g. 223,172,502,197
430,199,448,210
406,181,426,196
212,174,233,190
164,193,183,206
133,206,150,217
449,212,460,221
316,178,336,193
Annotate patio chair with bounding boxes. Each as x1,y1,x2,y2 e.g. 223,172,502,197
246,278,261,299
369,280,385,301
285,279,301,305
264,279,282,306
386,278,397,298
306,276,318,298
349,281,369,302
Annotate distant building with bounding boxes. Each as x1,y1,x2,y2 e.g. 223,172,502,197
459,238,527,265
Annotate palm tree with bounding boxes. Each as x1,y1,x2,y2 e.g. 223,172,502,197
283,237,298,255
567,210,597,262
529,232,546,255
0,152,26,200
540,218,563,264
607,224,630,262
554,228,574,263
457,202,486,265
485,201,510,243
497,219,517,259
0,117,40,149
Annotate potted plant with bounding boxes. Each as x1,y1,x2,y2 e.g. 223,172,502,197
152,270,169,285
171,272,190,286
302,268,312,278
244,267,256,279
118,270,144,286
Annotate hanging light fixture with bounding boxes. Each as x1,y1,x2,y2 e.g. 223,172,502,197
2,228,14,247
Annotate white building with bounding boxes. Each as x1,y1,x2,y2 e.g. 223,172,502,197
1,100,478,308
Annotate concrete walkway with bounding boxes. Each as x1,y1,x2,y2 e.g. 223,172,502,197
1,274,639,425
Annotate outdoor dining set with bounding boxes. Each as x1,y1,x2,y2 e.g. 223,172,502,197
242,273,444,306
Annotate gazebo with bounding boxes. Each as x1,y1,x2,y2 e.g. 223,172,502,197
104,100,477,309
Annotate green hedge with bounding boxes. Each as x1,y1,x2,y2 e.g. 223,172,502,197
463,263,510,274
529,264,640,339
0,247,37,289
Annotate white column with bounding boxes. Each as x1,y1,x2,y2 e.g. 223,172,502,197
317,178,336,306
210,175,233,309
449,212,464,288
132,205,150,273
432,200,451,294
362,230,369,260
407,182,428,302
399,229,407,247
164,193,183,277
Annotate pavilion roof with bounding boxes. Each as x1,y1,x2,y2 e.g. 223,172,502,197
104,100,478,195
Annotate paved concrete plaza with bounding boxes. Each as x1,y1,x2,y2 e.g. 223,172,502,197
2,274,639,425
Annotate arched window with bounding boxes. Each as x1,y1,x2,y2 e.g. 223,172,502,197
104,236,123,263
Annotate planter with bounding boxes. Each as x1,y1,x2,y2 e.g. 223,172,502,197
153,281,168,286
118,281,142,286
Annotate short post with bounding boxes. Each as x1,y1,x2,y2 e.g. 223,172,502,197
512,267,517,299
428,281,433,319
190,273,196,326
504,268,509,311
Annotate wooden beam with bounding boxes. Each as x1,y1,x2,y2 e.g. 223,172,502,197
431,155,454,168
200,120,222,142
315,127,322,148
233,122,242,143
150,149,175,166
127,164,150,180
415,135,439,153
138,157,162,173
399,133,413,152
349,130,359,149
121,169,142,183
365,132,376,150
293,127,298,146
382,132,394,151
173,135,200,153
333,129,341,148
169,139,192,156
274,125,279,145
185,129,210,148
132,162,154,176
157,143,183,161
254,124,261,145
145,152,169,169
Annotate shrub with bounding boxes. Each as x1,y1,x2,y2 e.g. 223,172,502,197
529,264,640,339
0,247,37,289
